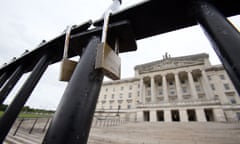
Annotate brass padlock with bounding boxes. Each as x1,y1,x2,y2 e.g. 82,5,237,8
59,26,78,82
95,42,121,80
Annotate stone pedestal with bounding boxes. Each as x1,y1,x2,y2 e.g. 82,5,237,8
164,110,171,122
214,108,226,122
180,109,188,122
150,110,157,122
136,111,143,122
196,108,207,122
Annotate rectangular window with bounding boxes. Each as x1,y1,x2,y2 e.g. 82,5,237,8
207,75,211,80
137,91,140,96
182,87,187,93
121,86,124,90
112,94,114,99
105,88,108,92
236,112,240,121
181,80,185,84
231,99,236,104
224,83,230,90
138,84,140,88
148,90,151,96
104,95,107,99
128,93,132,98
159,89,163,95
220,74,225,80
129,85,132,90
210,84,215,91
128,105,131,109
170,91,175,95
158,82,162,86
119,93,123,99
195,85,201,92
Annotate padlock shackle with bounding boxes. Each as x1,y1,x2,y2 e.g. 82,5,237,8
101,0,121,43
63,26,72,59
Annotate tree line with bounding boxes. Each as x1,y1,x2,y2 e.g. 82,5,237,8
0,104,54,113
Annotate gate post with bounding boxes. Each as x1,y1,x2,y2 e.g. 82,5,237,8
43,36,104,144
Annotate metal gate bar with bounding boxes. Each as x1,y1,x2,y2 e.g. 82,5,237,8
0,72,11,88
193,0,240,94
43,36,104,144
0,54,50,142
0,65,24,105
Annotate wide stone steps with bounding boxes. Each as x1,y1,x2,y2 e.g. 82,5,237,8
4,122,240,144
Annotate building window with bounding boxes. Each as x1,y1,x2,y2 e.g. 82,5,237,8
137,91,140,96
231,99,236,104
105,88,108,92
113,88,115,92
128,93,132,98
112,94,114,99
158,82,162,86
119,93,123,99
129,85,132,90
236,112,240,121
181,80,185,84
194,78,198,82
104,95,107,99
220,74,225,80
169,82,173,85
214,95,219,100
210,84,215,91
170,91,175,95
148,90,151,96
182,87,187,93
159,89,163,95
110,105,112,110
207,75,211,80
121,86,124,90
138,84,140,88
127,105,131,109
228,95,236,104
195,85,201,92
224,83,230,90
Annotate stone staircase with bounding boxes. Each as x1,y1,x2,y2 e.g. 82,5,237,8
4,120,240,144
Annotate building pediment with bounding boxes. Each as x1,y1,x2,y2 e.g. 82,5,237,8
135,53,208,74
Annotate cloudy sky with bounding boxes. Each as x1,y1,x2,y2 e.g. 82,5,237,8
0,0,239,110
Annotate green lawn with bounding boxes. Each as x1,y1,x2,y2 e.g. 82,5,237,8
0,111,52,118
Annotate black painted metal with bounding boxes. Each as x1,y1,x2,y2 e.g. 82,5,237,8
0,72,11,88
0,55,49,142
0,65,24,105
29,118,38,134
13,118,24,136
43,37,104,144
94,0,240,40
193,0,240,94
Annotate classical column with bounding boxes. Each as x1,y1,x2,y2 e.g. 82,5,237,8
196,108,207,122
187,71,198,99
140,78,144,104
150,110,157,122
164,110,171,122
174,72,183,101
213,108,227,122
201,70,214,99
179,109,188,122
151,76,156,103
162,74,168,102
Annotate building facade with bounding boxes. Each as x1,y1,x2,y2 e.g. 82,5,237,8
95,53,240,122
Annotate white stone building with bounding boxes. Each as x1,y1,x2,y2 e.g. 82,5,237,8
95,53,240,122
